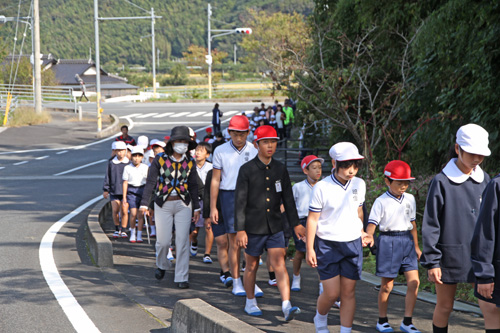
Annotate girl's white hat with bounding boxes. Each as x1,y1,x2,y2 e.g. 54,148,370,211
456,124,491,156
329,142,364,161
137,135,149,149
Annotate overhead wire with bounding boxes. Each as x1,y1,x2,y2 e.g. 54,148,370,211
121,0,150,14
11,0,33,88
8,0,23,91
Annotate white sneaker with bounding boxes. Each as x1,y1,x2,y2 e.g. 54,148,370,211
232,278,246,296
190,242,198,257
244,303,262,316
319,282,324,295
283,306,301,321
376,321,394,332
167,247,174,261
136,231,143,243
255,284,264,297
334,300,341,308
129,229,136,243
399,322,420,333
113,230,120,239
314,314,330,333
268,279,277,286
291,275,301,291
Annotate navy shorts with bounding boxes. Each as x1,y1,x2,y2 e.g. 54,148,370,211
292,218,307,253
220,190,236,234
246,231,286,257
211,218,226,238
315,237,363,281
126,186,144,210
109,194,123,202
376,231,418,278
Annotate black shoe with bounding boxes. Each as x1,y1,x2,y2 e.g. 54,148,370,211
155,268,165,280
178,281,189,289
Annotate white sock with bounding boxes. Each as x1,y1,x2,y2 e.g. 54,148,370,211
315,310,328,322
282,300,291,312
137,230,142,238
293,274,300,279
246,297,257,307
340,326,352,333
234,277,242,286
151,225,156,233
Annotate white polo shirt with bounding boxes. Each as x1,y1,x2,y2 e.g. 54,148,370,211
212,140,257,190
196,161,213,185
309,174,365,242
368,191,416,232
293,179,314,219
122,163,149,187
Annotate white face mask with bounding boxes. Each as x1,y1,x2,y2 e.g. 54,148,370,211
173,142,189,155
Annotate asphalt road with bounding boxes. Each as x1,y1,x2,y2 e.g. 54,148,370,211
0,102,487,332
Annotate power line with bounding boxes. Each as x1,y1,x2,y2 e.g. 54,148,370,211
8,0,23,90
121,0,150,14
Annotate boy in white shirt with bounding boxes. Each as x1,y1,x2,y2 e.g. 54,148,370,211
291,155,324,292
122,146,149,243
365,160,421,333
306,142,373,333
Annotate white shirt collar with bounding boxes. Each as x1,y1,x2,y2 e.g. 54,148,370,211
112,156,129,164
442,158,484,184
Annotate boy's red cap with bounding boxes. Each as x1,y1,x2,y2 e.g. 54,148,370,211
384,160,415,181
301,155,324,170
228,115,250,131
206,127,213,133
254,125,279,142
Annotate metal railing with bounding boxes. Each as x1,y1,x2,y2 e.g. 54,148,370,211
0,84,77,112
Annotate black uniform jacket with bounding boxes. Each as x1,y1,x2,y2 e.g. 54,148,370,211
235,156,299,235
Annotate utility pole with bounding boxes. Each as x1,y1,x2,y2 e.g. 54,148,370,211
234,44,237,65
207,4,212,100
94,0,102,132
151,7,156,98
33,0,42,114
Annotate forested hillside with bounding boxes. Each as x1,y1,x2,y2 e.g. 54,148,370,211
0,0,313,67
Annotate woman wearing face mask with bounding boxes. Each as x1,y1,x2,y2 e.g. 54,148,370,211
140,126,200,289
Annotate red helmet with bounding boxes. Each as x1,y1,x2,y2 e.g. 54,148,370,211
384,160,415,180
301,155,324,170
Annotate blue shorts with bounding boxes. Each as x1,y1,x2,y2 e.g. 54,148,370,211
376,231,418,278
195,200,205,228
110,194,123,202
246,231,285,257
126,186,144,210
220,190,236,234
292,218,307,253
211,218,226,238
315,237,363,281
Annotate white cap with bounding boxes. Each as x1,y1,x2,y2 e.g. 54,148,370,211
130,146,144,155
188,127,195,138
146,149,155,159
126,144,134,151
137,135,149,149
114,141,127,150
259,111,265,115
150,139,166,148
456,124,491,156
111,141,118,150
329,142,364,161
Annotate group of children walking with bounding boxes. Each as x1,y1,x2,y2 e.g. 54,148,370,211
103,118,500,333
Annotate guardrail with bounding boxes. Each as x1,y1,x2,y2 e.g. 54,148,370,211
144,82,273,99
0,84,77,112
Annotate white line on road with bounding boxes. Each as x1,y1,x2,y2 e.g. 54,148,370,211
0,167,5,170
0,175,103,180
13,161,28,165
39,195,103,333
133,121,211,125
56,150,68,155
152,112,174,118
54,159,108,176
135,113,158,119
36,155,49,160
186,111,207,118
223,110,239,116
170,112,190,118
120,113,141,118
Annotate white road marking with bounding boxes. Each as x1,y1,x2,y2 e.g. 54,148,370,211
36,155,49,160
120,113,141,118
193,117,231,133
170,112,190,118
56,150,68,155
135,113,158,119
13,161,28,165
40,195,103,333
186,111,207,118
223,111,239,116
0,167,5,170
133,121,211,125
153,113,174,118
0,175,103,180
54,159,108,176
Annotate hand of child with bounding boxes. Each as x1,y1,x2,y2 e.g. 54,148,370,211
210,208,219,224
103,191,109,199
192,211,200,224
280,204,285,213
236,231,248,249
205,218,212,231
415,247,422,261
361,232,374,247
428,267,443,284
477,283,495,299
306,249,317,268
294,225,306,242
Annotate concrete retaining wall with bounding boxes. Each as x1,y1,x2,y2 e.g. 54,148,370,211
86,199,114,267
96,114,121,139
171,298,263,333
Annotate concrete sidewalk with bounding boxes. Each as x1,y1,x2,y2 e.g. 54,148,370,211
101,219,485,333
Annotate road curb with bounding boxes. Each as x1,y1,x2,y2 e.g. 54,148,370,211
85,199,114,267
171,298,264,333
96,114,123,139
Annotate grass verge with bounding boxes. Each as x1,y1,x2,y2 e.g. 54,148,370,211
4,106,52,127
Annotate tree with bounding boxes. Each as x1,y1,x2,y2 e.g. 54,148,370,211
182,44,228,69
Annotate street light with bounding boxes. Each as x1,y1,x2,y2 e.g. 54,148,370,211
207,4,252,99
